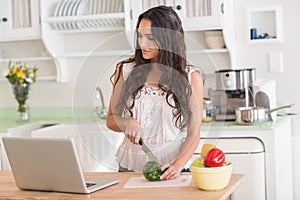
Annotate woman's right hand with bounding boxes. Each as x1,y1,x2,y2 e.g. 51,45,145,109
124,118,143,144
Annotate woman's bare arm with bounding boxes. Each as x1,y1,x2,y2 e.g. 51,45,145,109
161,70,204,180
106,64,143,144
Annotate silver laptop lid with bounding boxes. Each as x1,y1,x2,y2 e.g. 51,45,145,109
2,137,111,194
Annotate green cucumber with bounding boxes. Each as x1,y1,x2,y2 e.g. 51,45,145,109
142,161,163,181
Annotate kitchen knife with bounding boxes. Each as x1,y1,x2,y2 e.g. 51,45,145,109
139,138,159,163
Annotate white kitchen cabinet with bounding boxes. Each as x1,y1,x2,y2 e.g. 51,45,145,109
0,0,236,83
39,0,131,82
0,0,40,41
40,0,126,52
126,0,225,32
0,0,60,82
124,0,234,73
0,40,59,82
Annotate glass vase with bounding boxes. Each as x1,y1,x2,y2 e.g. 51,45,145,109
16,102,30,122
12,83,30,122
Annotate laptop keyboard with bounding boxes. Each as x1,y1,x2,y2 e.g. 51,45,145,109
86,182,97,188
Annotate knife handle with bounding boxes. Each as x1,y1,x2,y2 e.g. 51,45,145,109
138,138,143,145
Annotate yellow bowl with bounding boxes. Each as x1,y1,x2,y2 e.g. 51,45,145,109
190,162,233,191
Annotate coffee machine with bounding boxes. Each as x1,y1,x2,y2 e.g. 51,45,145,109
211,68,256,121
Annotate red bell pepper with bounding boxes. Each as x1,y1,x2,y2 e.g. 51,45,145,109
204,148,225,167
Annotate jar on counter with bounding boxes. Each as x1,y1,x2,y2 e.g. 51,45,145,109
202,98,214,122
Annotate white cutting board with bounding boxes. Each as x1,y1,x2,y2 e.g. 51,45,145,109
124,175,192,188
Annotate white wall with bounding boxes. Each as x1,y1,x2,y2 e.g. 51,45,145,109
232,0,300,115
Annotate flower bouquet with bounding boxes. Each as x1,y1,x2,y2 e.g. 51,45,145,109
5,62,38,122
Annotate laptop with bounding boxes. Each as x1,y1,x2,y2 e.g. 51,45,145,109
2,137,119,194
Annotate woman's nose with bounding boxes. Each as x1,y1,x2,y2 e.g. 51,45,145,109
139,37,148,47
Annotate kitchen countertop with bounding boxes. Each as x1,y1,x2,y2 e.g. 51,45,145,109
0,107,291,133
0,107,105,132
0,171,244,200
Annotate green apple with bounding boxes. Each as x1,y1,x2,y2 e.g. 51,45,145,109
192,157,205,167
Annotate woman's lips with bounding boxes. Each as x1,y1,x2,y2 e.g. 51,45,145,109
142,49,151,53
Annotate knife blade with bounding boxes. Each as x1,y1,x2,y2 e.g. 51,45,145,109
139,138,158,163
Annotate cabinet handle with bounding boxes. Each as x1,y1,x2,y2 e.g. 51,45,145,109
2,17,8,22
220,3,224,14
176,5,182,10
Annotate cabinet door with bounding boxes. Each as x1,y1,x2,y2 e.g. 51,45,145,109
125,0,171,33
125,0,225,32
178,0,225,30
0,0,40,41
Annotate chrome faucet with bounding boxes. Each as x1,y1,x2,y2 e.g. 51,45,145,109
94,86,107,119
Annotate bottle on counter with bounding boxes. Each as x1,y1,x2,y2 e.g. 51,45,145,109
202,98,214,122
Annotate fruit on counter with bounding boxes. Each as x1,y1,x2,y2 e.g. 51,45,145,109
204,148,225,167
201,143,216,158
192,157,205,167
142,161,163,181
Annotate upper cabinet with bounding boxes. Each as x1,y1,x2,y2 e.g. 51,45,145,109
0,0,40,41
125,0,225,32
40,0,128,57
39,0,130,82
0,0,58,82
125,0,234,74
0,0,234,82
41,0,125,34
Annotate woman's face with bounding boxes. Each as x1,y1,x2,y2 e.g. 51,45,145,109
137,19,159,60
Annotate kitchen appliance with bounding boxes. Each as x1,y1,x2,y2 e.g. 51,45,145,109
252,79,277,121
202,98,214,122
211,68,256,121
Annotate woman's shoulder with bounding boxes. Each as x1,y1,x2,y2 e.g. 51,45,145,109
122,61,135,80
186,65,205,83
186,65,201,74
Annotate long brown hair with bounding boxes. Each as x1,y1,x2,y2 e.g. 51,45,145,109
112,6,192,130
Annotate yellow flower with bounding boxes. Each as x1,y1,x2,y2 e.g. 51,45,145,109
5,62,38,85
17,71,25,78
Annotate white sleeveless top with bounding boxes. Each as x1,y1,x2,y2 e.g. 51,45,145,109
116,62,197,171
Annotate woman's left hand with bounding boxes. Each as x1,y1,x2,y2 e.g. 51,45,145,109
160,164,181,180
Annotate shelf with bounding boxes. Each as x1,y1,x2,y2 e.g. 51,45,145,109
0,57,53,63
37,76,57,81
188,49,229,54
57,50,134,58
54,49,227,58
248,38,281,45
44,13,125,22
43,13,125,33
0,56,60,83
0,76,56,82
247,6,283,44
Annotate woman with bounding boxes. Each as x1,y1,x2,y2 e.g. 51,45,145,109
106,5,204,180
